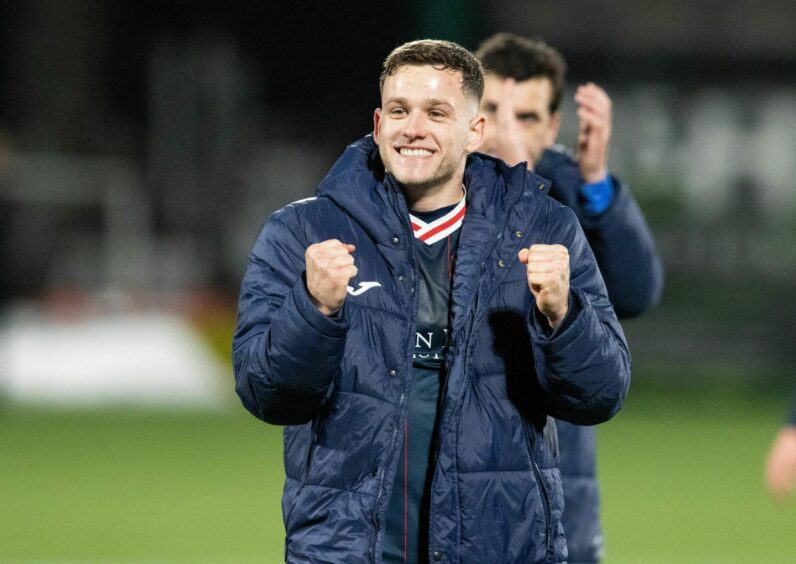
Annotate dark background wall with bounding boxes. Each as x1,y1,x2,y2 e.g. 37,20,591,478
1,0,795,383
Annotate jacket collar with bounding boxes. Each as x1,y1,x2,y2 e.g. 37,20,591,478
315,135,551,240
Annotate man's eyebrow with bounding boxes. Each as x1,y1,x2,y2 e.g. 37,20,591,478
424,98,454,107
383,97,454,108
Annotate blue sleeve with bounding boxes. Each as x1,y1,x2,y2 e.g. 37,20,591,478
579,175,614,216
232,212,347,425
583,175,664,318
536,149,664,319
527,204,631,425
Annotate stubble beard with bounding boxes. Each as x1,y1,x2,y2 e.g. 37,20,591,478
382,147,462,199
396,166,455,196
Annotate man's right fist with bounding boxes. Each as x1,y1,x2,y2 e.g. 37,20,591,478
305,239,357,316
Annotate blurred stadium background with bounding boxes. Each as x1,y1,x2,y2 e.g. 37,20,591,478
1,1,795,561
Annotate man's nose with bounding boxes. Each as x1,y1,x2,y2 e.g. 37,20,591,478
402,111,427,139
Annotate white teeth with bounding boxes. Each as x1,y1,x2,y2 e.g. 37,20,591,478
399,148,432,157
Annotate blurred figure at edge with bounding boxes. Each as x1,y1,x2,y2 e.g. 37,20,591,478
766,390,796,503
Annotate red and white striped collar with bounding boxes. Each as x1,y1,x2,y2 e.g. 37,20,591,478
408,190,467,245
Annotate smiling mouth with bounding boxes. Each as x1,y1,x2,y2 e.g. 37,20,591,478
398,147,434,157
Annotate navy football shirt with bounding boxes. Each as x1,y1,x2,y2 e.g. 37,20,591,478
382,197,465,564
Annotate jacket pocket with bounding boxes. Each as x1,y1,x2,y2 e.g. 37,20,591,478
285,417,319,529
542,415,559,468
523,417,568,563
537,466,566,563
522,419,553,561
304,416,320,480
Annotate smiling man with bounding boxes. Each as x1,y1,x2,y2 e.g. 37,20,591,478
233,39,630,564
374,63,480,203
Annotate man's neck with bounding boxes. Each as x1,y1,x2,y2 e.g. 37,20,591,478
402,177,466,212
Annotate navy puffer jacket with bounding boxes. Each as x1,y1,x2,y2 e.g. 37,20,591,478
233,136,631,564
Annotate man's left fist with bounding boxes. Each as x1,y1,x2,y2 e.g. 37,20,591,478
518,244,570,330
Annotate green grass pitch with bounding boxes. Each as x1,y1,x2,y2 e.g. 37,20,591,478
1,388,794,562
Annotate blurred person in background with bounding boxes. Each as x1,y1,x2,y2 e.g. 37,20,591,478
233,39,631,563
475,33,664,563
765,391,796,503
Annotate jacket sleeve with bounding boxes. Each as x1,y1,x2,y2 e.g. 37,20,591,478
232,213,347,426
528,204,631,425
579,177,664,318
538,149,664,319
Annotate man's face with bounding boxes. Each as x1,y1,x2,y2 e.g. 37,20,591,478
480,75,561,166
373,65,485,194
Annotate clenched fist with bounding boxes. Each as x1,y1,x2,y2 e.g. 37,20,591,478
518,244,570,330
305,239,357,316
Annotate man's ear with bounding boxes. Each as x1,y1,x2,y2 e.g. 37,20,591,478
544,111,562,147
467,113,487,153
373,108,382,144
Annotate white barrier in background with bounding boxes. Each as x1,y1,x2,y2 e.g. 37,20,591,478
0,309,228,409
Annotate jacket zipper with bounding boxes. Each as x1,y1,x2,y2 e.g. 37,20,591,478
431,226,499,459
526,421,552,560
369,177,419,564
434,295,474,464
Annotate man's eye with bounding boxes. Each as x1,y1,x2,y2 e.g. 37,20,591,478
518,113,540,123
429,110,446,118
390,108,406,116
482,103,497,114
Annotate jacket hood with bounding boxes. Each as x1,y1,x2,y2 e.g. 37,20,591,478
315,135,551,240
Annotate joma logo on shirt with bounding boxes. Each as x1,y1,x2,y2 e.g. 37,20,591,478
346,281,382,296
